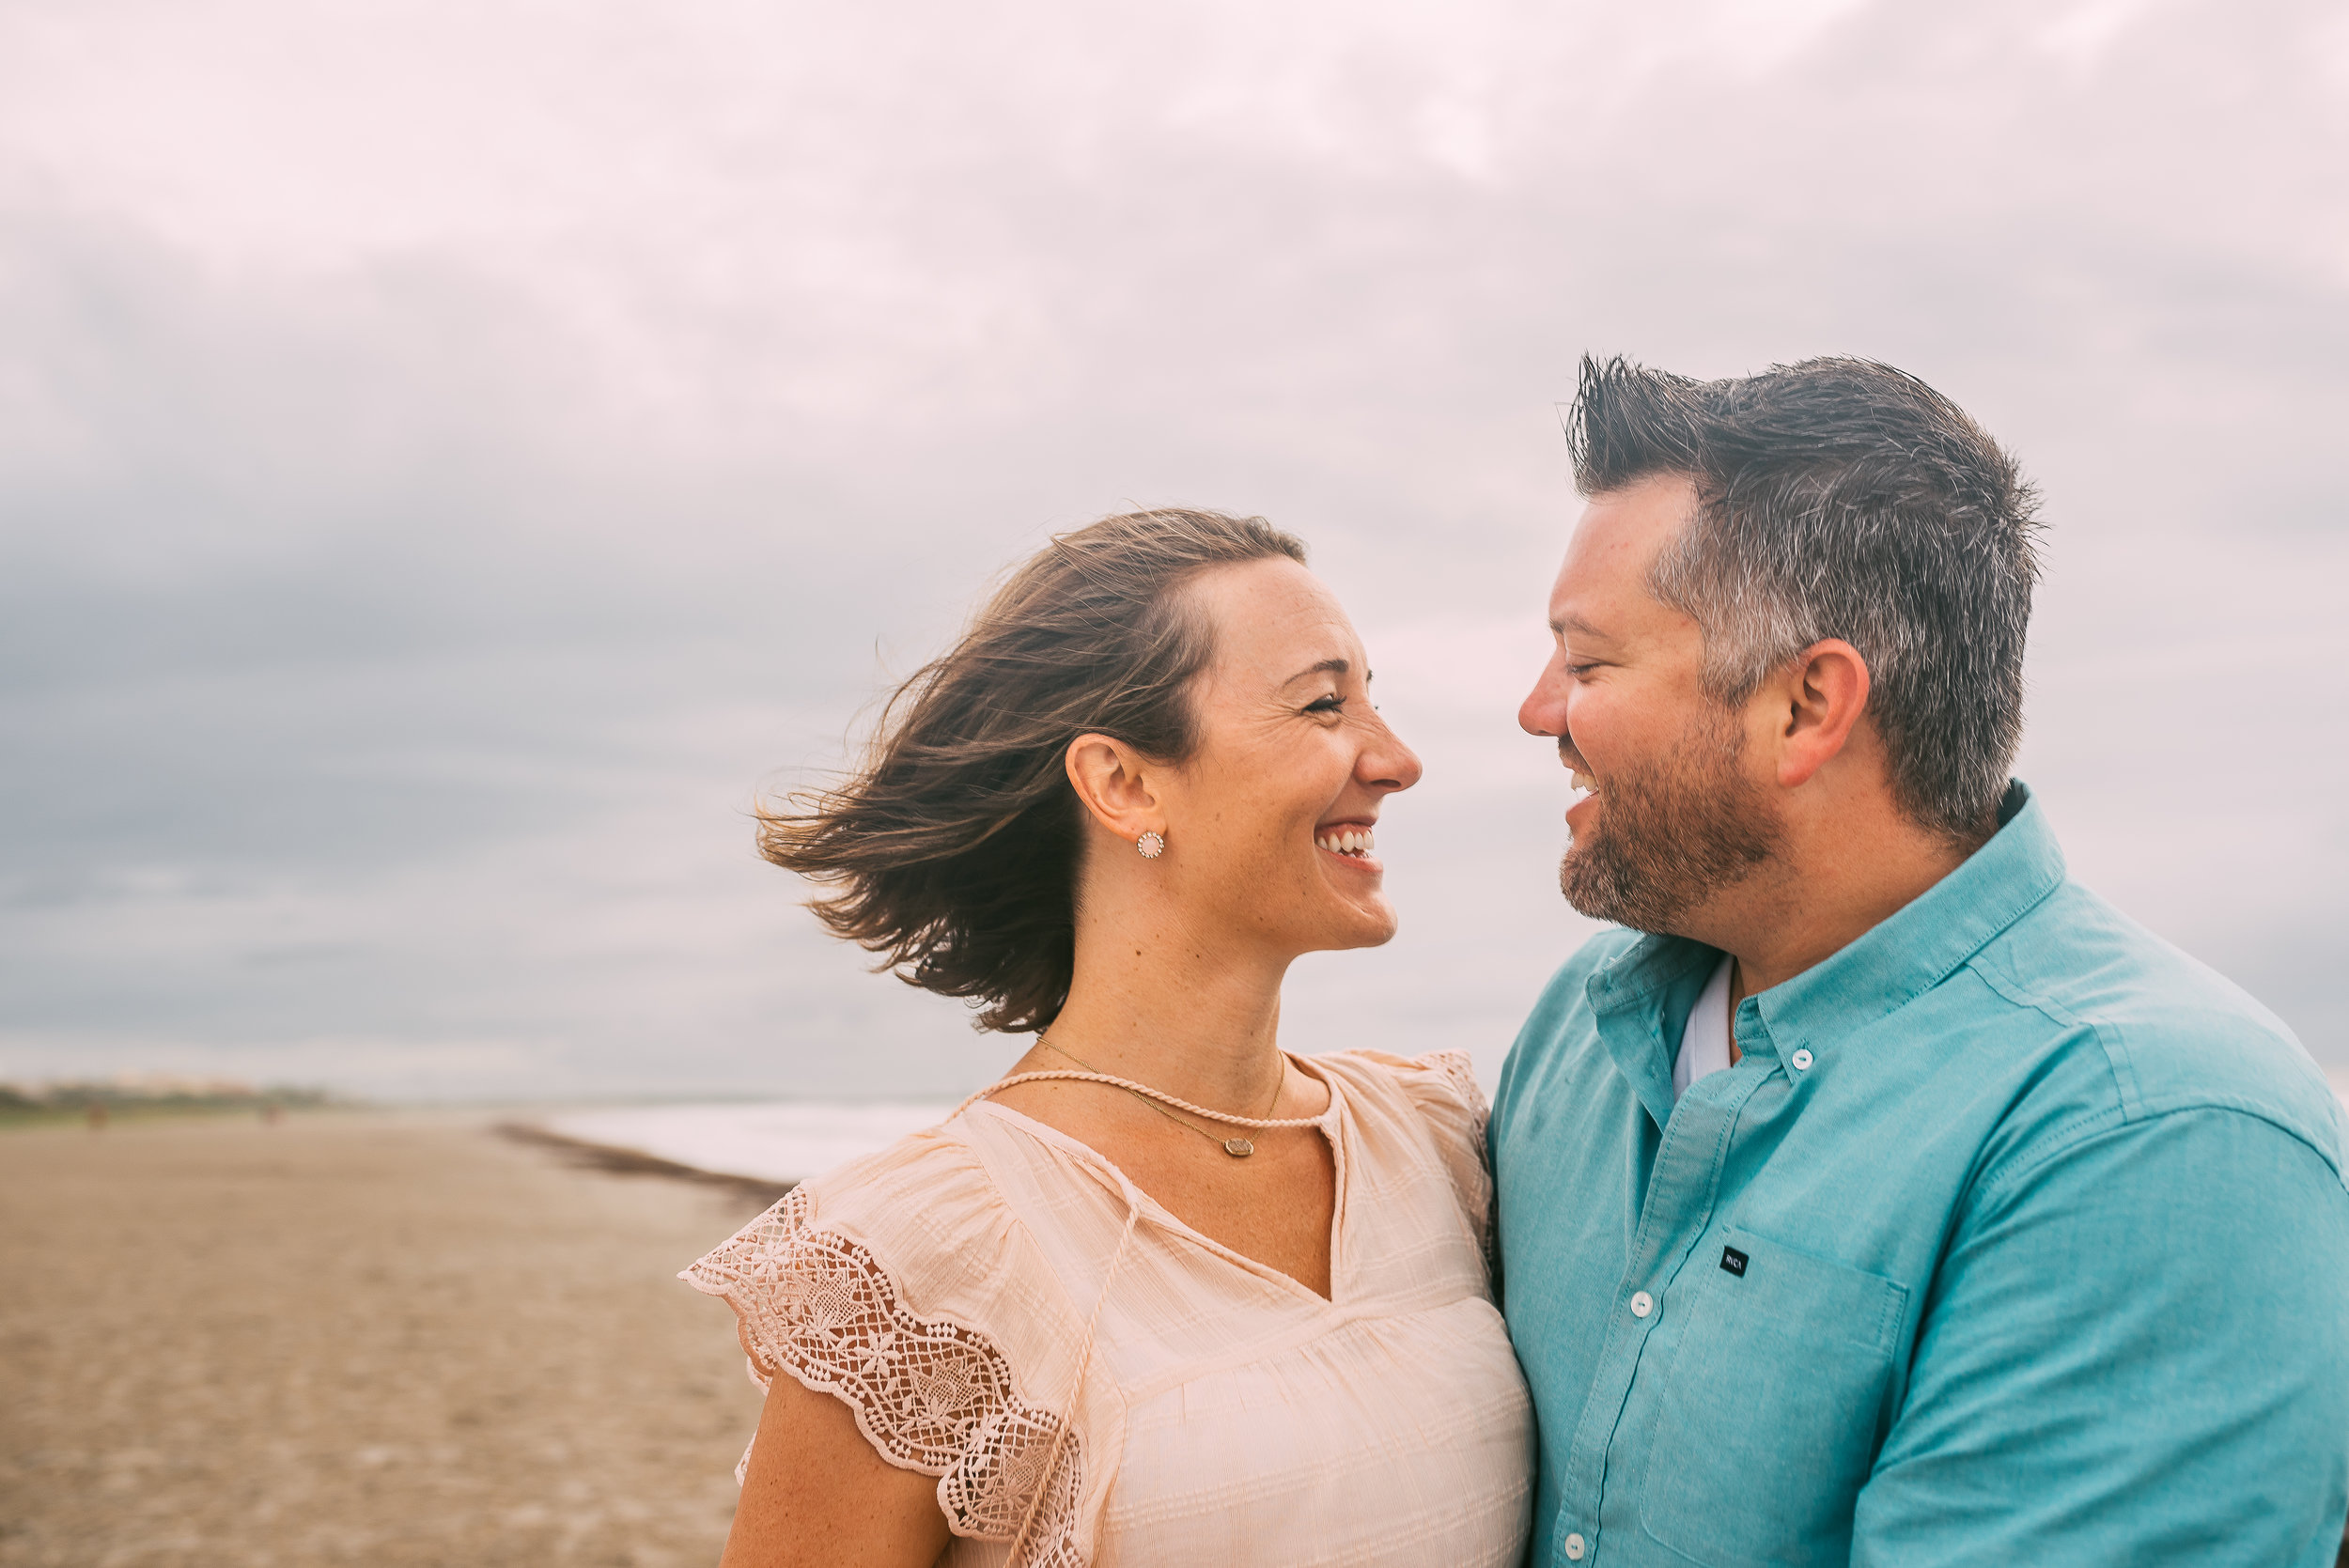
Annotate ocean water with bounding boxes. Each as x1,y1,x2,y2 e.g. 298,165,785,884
548,1072,2349,1188
544,1101,957,1186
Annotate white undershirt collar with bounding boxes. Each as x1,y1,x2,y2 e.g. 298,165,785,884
1672,955,1736,1101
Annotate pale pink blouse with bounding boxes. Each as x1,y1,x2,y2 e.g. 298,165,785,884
682,1048,1533,1567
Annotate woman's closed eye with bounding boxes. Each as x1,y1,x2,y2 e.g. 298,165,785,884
1304,693,1346,715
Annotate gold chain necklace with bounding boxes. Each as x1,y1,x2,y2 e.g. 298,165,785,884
1038,1037,1286,1158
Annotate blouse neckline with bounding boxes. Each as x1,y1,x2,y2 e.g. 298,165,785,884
962,1051,1352,1307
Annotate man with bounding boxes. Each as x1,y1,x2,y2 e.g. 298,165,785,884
1490,355,2349,1566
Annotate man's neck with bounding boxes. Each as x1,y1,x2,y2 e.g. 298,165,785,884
1696,810,1985,999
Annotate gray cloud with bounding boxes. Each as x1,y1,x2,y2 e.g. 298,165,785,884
2,0,2342,1097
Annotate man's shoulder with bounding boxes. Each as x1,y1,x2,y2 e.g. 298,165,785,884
1538,926,1643,1006
1491,927,1644,1128
1969,878,2341,1175
1515,927,1643,1050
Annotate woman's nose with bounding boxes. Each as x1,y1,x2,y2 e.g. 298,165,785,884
1363,724,1424,794
1519,661,1565,737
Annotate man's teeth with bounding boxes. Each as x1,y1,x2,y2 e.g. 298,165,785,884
1315,828,1376,857
1569,768,1597,794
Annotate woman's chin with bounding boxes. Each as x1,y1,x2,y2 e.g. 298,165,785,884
1231,873,1400,955
1306,896,1400,954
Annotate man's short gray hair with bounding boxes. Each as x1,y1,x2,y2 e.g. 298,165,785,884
1567,354,2044,841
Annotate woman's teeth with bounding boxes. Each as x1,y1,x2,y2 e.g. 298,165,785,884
1315,827,1376,857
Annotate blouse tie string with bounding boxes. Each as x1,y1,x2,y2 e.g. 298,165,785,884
1003,1195,1137,1568
969,1069,1321,1564
968,1068,1329,1567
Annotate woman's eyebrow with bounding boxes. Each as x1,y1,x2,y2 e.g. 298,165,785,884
1282,657,1351,687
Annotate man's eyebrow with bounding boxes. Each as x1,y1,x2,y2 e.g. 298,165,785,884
1283,657,1351,685
1550,613,1612,640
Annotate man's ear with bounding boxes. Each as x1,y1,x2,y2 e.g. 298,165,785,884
1064,733,1164,846
1774,639,1871,788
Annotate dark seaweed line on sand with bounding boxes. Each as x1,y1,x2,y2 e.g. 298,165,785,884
494,1122,795,1210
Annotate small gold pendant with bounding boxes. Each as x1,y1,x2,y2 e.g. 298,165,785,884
1222,1138,1255,1157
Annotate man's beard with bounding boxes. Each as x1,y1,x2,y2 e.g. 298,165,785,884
1559,709,1783,934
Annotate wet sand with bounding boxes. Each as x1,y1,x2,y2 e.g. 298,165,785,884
0,1111,769,1567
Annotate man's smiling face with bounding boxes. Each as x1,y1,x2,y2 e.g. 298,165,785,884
1517,474,1783,934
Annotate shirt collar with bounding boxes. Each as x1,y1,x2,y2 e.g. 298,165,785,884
1583,936,1725,1130
1585,781,2066,1082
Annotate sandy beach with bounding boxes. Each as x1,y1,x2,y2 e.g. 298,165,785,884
0,1111,770,1567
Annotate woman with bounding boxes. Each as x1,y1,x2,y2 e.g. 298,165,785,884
683,508,1532,1566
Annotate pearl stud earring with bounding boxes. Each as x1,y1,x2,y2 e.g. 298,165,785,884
1136,831,1165,859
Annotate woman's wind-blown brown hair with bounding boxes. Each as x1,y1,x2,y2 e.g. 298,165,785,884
758,508,1307,1034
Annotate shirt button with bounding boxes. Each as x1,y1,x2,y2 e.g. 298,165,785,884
1790,1048,1814,1071
1630,1290,1654,1318
1563,1533,1587,1560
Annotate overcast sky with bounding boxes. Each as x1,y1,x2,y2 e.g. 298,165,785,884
3,0,2343,1101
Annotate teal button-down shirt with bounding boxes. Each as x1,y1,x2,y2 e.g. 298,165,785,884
1491,784,2349,1566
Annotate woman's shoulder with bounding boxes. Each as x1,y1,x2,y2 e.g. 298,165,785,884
799,1117,998,1224
680,1113,1106,1556
1314,1049,1497,1267
1311,1048,1489,1136
686,1115,1034,1320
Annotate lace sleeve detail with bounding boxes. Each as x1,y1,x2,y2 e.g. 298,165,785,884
682,1187,1083,1565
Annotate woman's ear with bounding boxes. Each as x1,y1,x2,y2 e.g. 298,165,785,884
1065,733,1163,847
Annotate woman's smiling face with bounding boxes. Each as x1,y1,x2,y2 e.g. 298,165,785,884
1152,557,1423,957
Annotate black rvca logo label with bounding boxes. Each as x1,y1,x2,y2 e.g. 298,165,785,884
1720,1246,1749,1277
